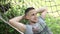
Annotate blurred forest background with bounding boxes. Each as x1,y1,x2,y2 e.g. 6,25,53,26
0,0,60,34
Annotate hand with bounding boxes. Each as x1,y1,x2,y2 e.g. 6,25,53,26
36,7,47,13
40,7,47,12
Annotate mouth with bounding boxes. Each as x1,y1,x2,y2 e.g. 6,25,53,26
32,19,38,23
31,21,36,23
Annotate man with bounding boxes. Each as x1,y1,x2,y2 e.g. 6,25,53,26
9,7,53,34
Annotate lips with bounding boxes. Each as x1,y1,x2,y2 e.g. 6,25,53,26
33,19,38,22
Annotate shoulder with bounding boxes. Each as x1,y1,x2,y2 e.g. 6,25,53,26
38,16,45,22
25,25,33,34
37,16,46,28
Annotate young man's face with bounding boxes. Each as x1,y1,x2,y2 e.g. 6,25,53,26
25,9,38,23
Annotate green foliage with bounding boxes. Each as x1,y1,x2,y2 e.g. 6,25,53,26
0,0,60,34
0,0,11,5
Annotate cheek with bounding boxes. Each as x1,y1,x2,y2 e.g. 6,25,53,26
30,16,35,20
30,16,34,19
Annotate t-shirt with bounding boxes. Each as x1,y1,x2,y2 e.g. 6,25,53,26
24,16,53,34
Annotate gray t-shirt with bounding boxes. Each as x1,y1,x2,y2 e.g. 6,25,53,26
24,16,53,34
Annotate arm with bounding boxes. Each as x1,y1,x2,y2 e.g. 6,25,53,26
36,7,47,19
9,15,26,32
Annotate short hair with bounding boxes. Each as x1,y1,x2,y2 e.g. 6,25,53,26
25,7,35,15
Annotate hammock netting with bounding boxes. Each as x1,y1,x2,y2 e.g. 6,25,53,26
0,0,60,34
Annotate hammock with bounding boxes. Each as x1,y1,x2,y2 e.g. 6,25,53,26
0,14,24,34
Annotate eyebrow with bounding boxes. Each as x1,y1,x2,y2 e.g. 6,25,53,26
31,13,37,15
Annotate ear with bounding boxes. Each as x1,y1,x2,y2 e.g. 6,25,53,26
25,16,29,19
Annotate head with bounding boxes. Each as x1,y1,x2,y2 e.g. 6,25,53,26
24,7,38,23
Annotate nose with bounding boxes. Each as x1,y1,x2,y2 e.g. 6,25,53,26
34,16,37,19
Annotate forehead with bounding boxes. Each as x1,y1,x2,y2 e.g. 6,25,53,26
27,9,37,15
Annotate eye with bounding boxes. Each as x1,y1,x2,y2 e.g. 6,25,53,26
32,14,34,16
